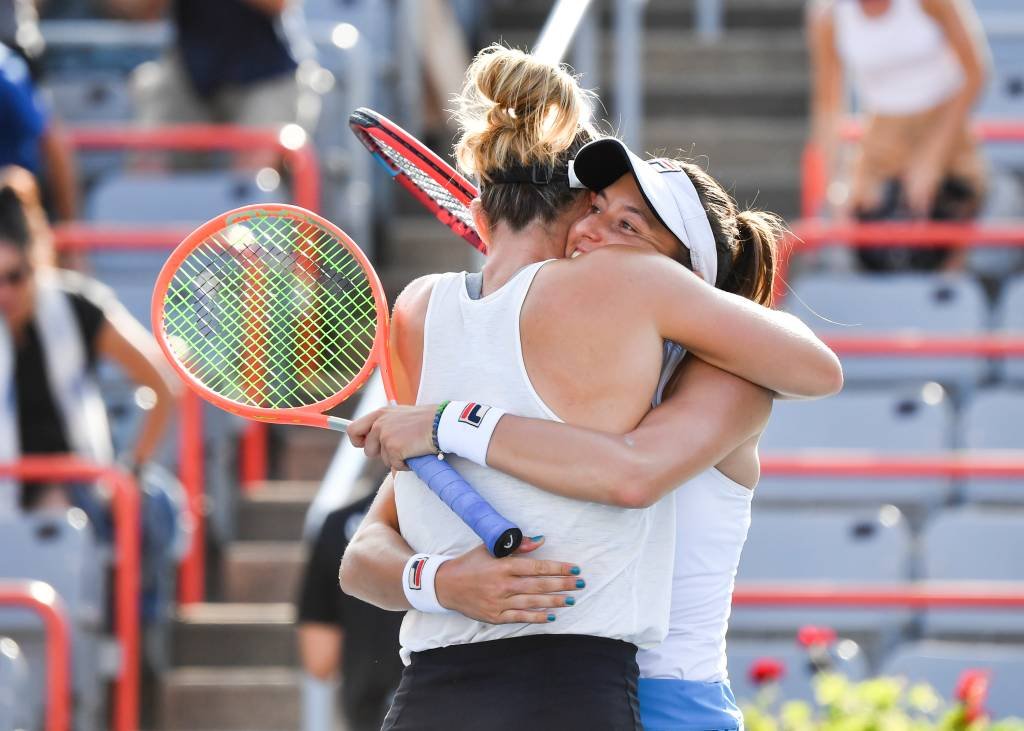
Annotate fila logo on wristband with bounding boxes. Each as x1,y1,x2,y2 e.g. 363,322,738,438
407,556,428,591
459,402,490,428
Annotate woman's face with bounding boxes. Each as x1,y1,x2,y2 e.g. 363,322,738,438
566,174,683,261
0,244,33,328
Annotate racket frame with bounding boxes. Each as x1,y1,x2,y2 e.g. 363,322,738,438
349,107,486,254
151,203,395,431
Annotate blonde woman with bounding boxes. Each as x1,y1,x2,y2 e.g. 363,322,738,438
340,46,841,729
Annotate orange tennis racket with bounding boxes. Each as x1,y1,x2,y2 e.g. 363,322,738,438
151,204,522,557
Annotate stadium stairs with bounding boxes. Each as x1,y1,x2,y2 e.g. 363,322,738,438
155,436,339,731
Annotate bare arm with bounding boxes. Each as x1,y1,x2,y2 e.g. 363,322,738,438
104,0,168,20
240,0,289,15
904,0,990,215
351,357,771,508
96,307,180,466
338,475,583,621
807,2,846,191
38,124,79,221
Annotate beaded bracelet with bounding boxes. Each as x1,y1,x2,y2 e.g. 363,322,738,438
431,400,450,454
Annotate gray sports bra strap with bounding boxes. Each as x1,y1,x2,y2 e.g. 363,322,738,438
465,271,484,301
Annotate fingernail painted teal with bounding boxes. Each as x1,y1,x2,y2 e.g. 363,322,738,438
529,535,544,541
570,566,581,575
576,579,585,589
547,614,556,622
565,597,575,606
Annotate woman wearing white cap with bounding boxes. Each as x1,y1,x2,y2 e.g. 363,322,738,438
348,136,799,731
340,46,841,730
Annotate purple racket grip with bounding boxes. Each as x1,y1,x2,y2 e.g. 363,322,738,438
407,454,523,557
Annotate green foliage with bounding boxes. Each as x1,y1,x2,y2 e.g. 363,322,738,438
742,673,1024,731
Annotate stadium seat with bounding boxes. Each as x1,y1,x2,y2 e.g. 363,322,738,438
996,275,1024,382
959,387,1024,504
785,273,989,391
882,641,1024,718
920,506,1024,639
979,35,1024,172
0,510,107,731
756,385,955,516
730,506,914,658
0,637,28,731
726,637,869,706
44,73,133,123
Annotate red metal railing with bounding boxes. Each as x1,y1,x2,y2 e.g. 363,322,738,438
733,583,1024,608
761,451,1024,479
0,581,72,731
57,124,322,601
0,458,139,731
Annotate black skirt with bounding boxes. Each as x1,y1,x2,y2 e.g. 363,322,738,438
381,634,643,731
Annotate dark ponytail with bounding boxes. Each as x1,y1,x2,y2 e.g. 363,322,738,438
0,186,31,250
0,166,53,267
675,159,782,307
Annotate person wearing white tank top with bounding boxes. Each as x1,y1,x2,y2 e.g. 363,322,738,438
340,47,841,731
808,0,989,270
346,136,842,730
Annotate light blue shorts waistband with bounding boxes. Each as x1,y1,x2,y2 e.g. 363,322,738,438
638,677,744,731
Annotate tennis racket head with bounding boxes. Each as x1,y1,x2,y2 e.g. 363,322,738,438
349,107,485,254
152,204,391,429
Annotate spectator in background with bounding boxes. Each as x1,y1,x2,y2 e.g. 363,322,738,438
0,42,79,220
0,165,178,516
808,0,990,271
109,0,317,147
0,0,44,75
296,492,403,731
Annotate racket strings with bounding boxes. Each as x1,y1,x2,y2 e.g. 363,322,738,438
374,138,475,229
162,214,378,409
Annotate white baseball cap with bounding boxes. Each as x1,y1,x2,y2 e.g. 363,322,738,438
569,138,719,287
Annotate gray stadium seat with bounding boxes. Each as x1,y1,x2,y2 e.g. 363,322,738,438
0,637,28,731
882,641,1024,719
960,388,1024,504
996,275,1024,382
756,385,955,516
920,507,1024,639
726,637,869,705
785,273,989,391
0,511,107,731
44,73,134,123
979,36,1024,171
731,506,914,658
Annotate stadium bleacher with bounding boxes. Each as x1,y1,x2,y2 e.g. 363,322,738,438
0,511,106,731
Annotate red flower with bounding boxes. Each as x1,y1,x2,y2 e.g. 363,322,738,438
749,657,785,685
797,625,838,648
955,669,989,723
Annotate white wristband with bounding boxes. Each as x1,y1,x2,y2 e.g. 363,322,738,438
437,400,506,466
402,553,455,614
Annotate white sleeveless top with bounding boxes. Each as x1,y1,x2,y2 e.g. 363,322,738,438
636,345,754,683
833,0,964,116
394,262,676,659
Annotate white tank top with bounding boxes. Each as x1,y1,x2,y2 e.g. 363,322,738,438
636,347,755,682
394,262,676,659
834,0,964,116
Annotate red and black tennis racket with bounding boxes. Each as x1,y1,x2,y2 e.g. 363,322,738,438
349,107,484,252
152,204,521,557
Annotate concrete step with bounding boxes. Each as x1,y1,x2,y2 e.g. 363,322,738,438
172,603,298,668
628,31,807,78
158,666,301,731
277,426,344,481
644,117,807,172
386,215,482,272
223,542,306,604
237,481,318,542
645,72,807,118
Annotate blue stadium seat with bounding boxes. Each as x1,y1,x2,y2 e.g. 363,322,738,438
920,507,1024,639
726,637,869,705
730,506,914,657
960,387,1024,504
43,73,134,124
0,637,28,731
996,275,1024,382
979,35,1024,172
756,385,955,516
0,511,107,731
882,641,1024,719
785,273,990,391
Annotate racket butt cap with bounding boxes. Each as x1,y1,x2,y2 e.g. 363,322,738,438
492,528,523,558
